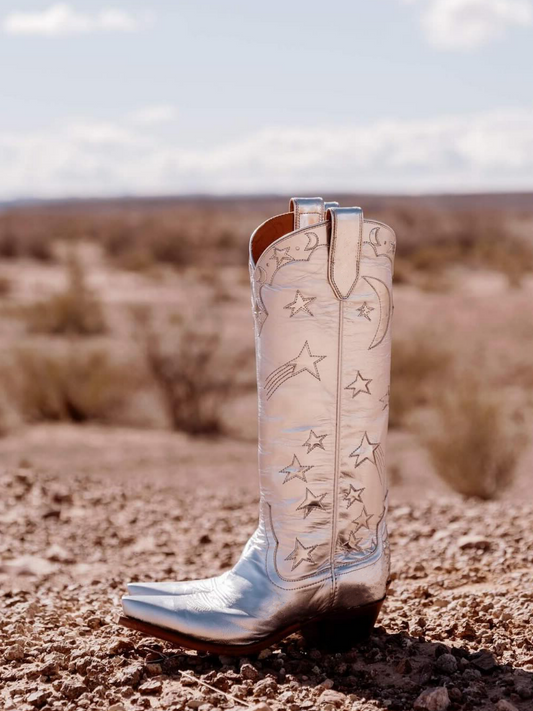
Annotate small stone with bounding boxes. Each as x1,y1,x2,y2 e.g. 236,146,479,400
457,535,491,550
319,679,335,690
4,641,25,661
139,679,162,695
45,543,74,563
249,704,272,711
114,664,142,687
240,662,260,681
27,690,50,708
471,649,497,673
413,686,450,711
108,704,126,711
496,701,519,711
61,679,88,700
435,653,458,675
319,689,345,706
218,655,234,665
108,637,134,654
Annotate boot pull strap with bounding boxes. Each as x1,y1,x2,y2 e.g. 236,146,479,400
289,197,325,229
324,201,339,211
327,206,363,300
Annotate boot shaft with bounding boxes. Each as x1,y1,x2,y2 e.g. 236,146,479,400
249,198,396,583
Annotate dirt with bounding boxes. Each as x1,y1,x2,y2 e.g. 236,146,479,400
1,452,532,711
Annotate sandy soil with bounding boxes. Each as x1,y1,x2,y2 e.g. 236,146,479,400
1,446,532,711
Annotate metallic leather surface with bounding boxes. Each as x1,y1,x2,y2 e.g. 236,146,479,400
122,200,396,645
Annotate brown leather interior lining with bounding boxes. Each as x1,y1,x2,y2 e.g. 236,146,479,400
250,212,295,264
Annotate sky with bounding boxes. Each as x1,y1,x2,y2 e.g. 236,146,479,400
1,0,532,199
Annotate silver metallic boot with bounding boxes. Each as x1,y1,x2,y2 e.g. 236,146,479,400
120,198,396,654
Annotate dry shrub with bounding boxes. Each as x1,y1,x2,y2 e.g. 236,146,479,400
389,209,533,287
421,377,525,499
390,333,453,428
138,312,253,436
0,275,11,297
12,347,135,424
25,256,106,336
0,212,56,261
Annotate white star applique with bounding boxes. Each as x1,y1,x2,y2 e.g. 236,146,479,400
352,506,374,533
302,430,327,454
357,301,374,321
296,488,327,519
272,246,294,268
280,455,313,484
289,341,326,380
285,538,319,571
345,371,372,398
342,484,365,508
284,290,316,317
349,432,380,468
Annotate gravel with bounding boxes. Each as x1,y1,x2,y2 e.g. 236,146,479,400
1,466,532,710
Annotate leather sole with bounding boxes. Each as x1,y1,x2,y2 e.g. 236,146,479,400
118,596,384,656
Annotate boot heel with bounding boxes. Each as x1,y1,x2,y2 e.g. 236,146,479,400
302,598,384,650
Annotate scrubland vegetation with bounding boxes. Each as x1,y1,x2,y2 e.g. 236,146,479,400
0,194,532,498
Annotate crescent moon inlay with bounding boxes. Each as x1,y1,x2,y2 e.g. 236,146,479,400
304,232,319,251
369,226,381,248
363,276,392,350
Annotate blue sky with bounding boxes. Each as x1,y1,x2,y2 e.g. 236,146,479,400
1,0,532,198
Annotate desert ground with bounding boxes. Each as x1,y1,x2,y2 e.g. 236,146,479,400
1,195,532,711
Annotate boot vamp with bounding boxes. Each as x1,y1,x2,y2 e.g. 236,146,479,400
122,547,330,645
126,575,223,597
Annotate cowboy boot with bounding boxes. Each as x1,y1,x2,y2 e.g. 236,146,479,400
126,199,338,599
120,199,396,654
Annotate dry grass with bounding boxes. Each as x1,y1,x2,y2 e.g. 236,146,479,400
25,255,106,336
11,347,135,424
389,209,533,287
389,333,453,428
421,376,526,499
2,199,533,286
138,312,253,436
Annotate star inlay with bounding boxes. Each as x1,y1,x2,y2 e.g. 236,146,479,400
349,432,380,468
288,341,326,380
302,430,327,454
342,484,365,508
352,506,374,533
380,387,390,410
285,538,319,571
272,246,294,268
357,301,374,321
280,455,313,484
296,488,327,519
347,532,365,552
345,371,372,398
284,290,316,317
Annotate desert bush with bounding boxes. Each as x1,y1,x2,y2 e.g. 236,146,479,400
390,209,533,287
139,314,253,436
0,212,56,261
25,256,106,336
0,275,11,297
12,347,135,424
390,333,453,428
421,377,525,499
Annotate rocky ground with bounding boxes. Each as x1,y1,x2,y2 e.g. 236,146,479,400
1,458,532,711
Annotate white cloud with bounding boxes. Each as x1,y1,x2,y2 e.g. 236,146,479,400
407,0,533,50
128,106,178,126
2,3,152,36
1,109,533,199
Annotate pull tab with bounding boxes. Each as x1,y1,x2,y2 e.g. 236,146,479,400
289,197,325,229
324,200,339,211
327,206,363,300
